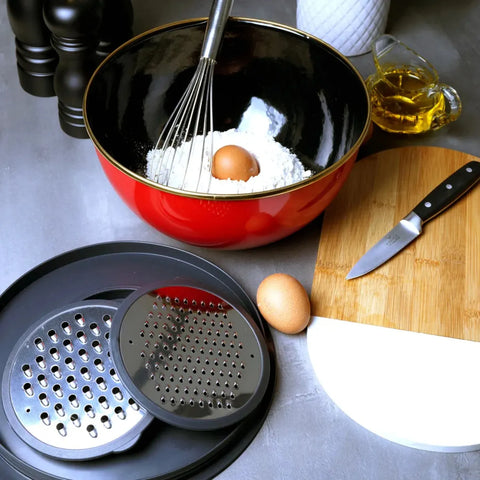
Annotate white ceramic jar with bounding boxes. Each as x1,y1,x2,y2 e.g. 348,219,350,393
296,0,391,56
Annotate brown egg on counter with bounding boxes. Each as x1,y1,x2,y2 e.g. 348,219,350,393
256,273,311,334
212,145,260,181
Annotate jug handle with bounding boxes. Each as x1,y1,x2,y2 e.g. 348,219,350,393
432,84,462,130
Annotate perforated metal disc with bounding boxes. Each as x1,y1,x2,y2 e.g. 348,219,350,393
110,284,271,431
1,301,153,460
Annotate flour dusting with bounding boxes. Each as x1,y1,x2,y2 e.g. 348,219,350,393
146,129,311,194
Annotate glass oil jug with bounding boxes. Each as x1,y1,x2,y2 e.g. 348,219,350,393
366,34,462,134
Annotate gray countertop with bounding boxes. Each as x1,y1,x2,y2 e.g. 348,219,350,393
1,0,480,478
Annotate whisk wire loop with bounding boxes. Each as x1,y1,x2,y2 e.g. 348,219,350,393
153,58,217,192
181,58,215,190
153,64,205,185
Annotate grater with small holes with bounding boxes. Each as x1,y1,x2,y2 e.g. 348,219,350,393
110,284,271,431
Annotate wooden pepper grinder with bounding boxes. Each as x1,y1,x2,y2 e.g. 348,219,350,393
7,0,58,97
43,0,103,138
96,0,134,62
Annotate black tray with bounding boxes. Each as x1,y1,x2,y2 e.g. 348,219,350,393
0,242,275,480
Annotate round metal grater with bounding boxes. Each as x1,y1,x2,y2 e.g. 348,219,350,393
110,284,271,431
1,301,153,460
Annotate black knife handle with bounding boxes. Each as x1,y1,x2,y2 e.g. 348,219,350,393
413,161,480,223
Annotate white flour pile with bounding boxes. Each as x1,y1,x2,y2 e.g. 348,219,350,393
145,129,312,194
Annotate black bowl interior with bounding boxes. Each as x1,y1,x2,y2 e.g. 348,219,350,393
85,18,369,178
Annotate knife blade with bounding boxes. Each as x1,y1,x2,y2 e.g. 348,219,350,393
346,160,480,280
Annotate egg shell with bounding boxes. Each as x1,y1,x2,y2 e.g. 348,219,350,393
256,273,311,334
212,144,260,181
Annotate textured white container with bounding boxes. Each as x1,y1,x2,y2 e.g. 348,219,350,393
296,0,390,56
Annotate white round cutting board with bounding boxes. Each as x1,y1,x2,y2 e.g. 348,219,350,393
307,316,480,452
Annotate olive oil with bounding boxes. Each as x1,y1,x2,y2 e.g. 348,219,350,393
367,66,446,134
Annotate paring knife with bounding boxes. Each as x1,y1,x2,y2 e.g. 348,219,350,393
346,160,480,280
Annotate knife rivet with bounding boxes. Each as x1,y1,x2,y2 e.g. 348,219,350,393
446,183,453,190
424,201,432,208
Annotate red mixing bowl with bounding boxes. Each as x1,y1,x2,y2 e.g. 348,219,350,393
83,17,370,249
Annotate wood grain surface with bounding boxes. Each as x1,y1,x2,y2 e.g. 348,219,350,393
311,146,480,341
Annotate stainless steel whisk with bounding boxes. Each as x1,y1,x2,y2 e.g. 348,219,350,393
153,0,234,192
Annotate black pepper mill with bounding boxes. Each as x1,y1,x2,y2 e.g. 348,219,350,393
43,0,103,139
7,0,58,97
96,0,134,62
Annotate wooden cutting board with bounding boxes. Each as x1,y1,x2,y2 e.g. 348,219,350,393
311,146,480,341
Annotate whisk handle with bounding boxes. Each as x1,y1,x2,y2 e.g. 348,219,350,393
200,0,234,60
